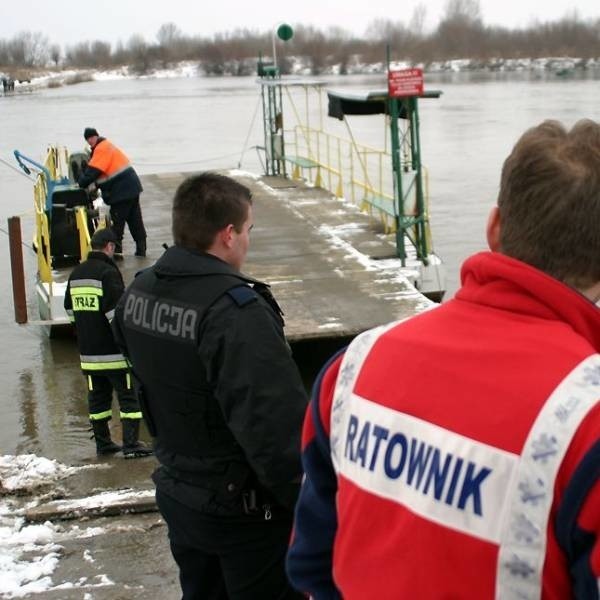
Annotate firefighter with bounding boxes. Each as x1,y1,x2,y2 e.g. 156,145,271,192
78,127,147,257
64,227,152,458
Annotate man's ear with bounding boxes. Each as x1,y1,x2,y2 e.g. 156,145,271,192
486,206,501,252
219,224,235,249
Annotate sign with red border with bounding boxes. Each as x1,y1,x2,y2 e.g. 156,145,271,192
388,68,424,98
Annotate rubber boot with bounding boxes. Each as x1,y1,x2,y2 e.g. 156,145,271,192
134,239,146,257
113,240,124,261
122,419,153,459
90,419,121,455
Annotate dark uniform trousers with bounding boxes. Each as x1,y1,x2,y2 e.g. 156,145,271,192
156,490,303,600
87,370,139,419
109,196,146,250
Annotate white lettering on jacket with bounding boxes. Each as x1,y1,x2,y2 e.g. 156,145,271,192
337,395,518,543
123,291,197,341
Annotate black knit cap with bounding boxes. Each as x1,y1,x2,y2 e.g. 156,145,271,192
83,127,99,140
91,228,118,249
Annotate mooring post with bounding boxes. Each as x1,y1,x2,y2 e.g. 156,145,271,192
8,216,27,324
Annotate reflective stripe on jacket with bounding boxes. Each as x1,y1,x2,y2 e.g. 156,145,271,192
64,251,128,373
78,138,142,205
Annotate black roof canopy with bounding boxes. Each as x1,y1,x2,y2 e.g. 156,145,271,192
327,89,442,120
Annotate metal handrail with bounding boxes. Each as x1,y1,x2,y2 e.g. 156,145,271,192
285,125,430,236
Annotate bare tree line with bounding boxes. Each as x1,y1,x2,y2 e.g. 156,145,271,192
1,1,599,76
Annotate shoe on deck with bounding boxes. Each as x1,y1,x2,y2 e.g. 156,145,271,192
123,443,153,459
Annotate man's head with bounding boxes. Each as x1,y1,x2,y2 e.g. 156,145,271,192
83,127,100,148
90,227,118,258
489,119,600,292
172,173,253,270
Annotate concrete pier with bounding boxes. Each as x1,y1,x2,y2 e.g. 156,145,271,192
116,169,431,342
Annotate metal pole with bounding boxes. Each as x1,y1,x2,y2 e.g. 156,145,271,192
410,96,429,261
8,216,27,324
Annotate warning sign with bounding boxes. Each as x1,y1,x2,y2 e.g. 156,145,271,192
388,68,424,98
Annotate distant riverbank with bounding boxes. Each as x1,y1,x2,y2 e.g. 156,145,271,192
2,54,598,95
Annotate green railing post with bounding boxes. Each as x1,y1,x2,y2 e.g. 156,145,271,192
409,96,429,262
258,55,285,177
389,97,406,265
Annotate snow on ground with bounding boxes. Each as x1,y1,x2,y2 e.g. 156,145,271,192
24,61,201,89
0,454,79,493
0,514,62,598
0,454,137,598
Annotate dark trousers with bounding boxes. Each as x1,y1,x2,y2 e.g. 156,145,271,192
156,490,303,600
87,371,140,420
110,196,146,249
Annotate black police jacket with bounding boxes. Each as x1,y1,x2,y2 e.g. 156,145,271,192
64,251,128,373
113,246,308,513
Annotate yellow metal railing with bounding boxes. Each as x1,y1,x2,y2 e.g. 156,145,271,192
32,146,92,286
33,156,54,285
284,125,430,235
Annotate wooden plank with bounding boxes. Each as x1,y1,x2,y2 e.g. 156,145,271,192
24,489,157,523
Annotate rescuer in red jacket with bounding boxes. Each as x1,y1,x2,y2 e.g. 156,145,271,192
79,127,147,257
287,119,600,599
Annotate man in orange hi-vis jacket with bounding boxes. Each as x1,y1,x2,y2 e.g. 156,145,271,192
79,127,147,257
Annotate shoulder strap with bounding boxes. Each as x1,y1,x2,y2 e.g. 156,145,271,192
227,285,258,307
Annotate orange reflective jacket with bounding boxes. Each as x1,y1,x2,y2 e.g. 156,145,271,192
88,139,131,178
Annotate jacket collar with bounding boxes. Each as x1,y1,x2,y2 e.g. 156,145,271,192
153,245,259,283
89,137,106,155
88,250,117,268
457,251,600,351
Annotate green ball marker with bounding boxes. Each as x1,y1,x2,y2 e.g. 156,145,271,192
277,24,294,41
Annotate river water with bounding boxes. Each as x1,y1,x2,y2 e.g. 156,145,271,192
0,70,599,459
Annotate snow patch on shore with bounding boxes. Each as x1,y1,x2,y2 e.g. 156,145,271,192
0,455,115,598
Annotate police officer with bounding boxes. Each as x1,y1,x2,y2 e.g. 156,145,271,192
113,173,307,600
65,227,152,458
79,127,147,257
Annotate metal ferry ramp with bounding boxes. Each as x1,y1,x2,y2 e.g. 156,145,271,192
124,168,434,345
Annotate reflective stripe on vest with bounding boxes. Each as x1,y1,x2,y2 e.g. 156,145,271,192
330,324,600,600
96,164,132,185
71,278,103,289
496,354,600,598
80,353,128,371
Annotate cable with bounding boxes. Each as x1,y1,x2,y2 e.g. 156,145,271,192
0,156,36,181
136,151,245,168
0,226,36,252
254,146,266,173
238,94,262,168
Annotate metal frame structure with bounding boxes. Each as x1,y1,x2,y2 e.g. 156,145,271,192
254,54,444,298
257,58,286,176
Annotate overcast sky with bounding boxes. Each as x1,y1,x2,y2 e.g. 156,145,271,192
1,0,597,47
